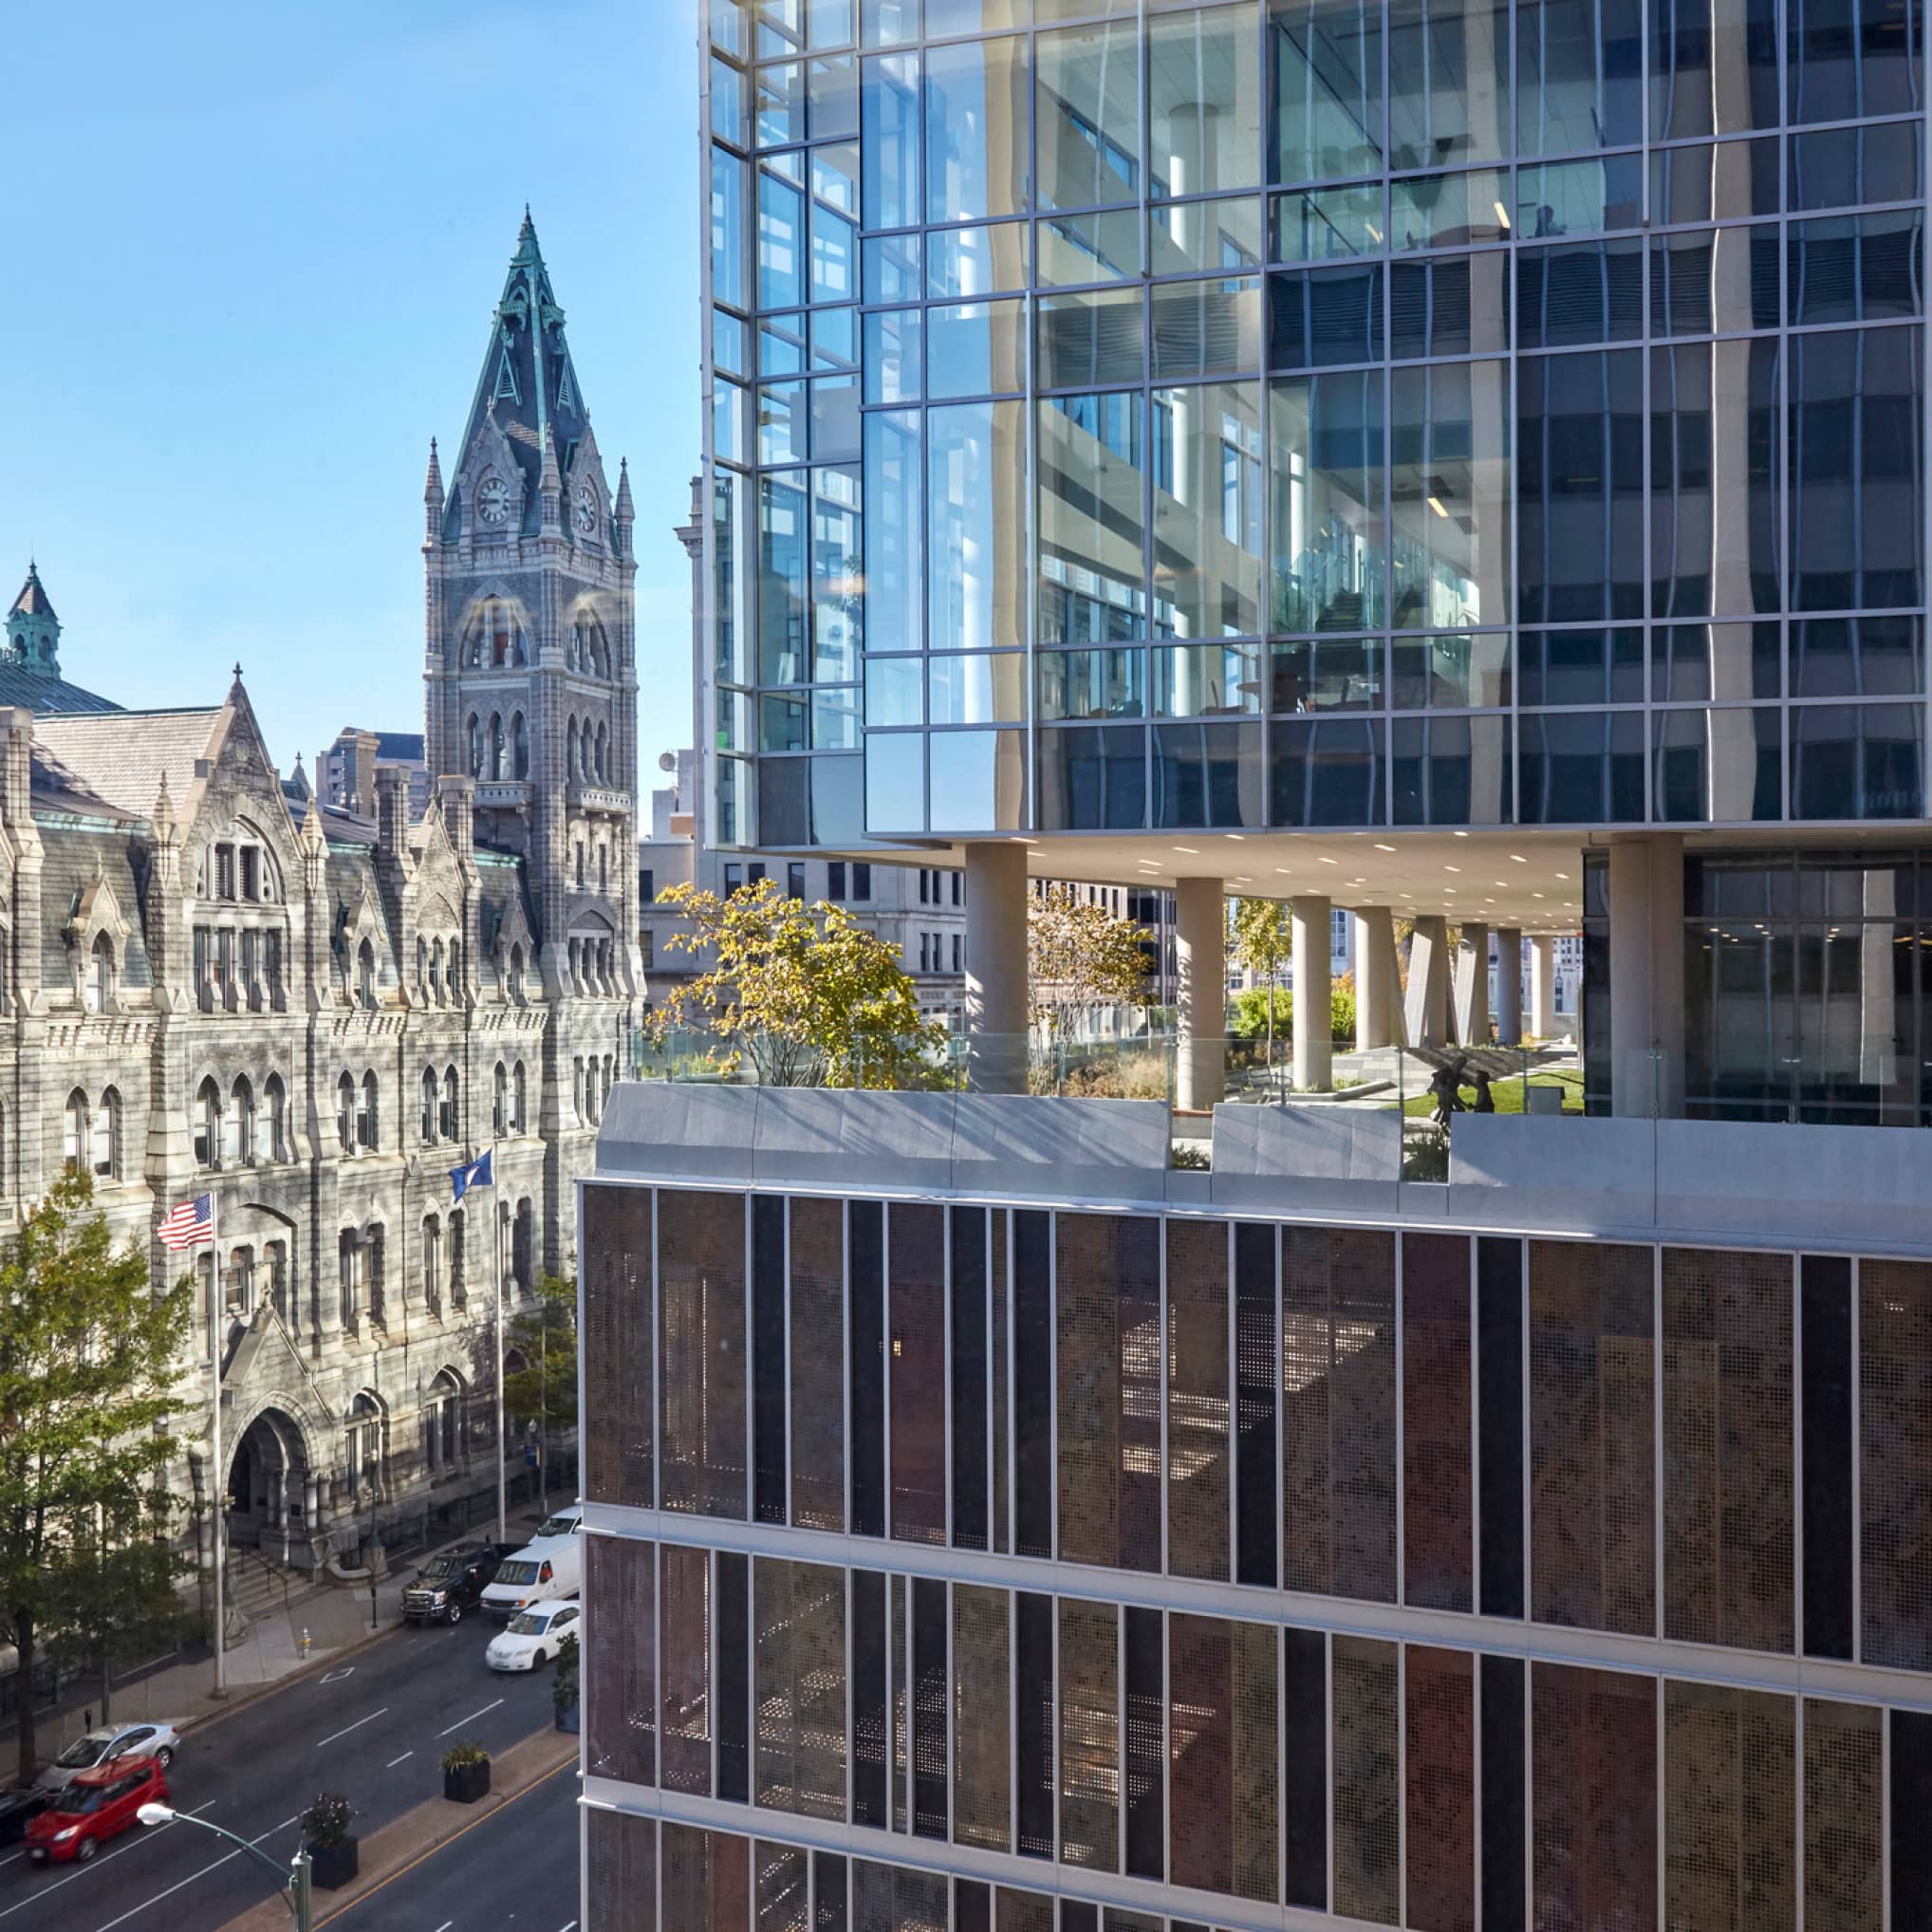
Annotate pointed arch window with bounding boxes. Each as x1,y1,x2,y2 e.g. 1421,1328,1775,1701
360,1071,381,1152
230,1076,255,1168
86,931,116,1013
346,1389,384,1495
357,939,377,1010
512,1061,528,1134
426,1367,462,1469
492,1062,509,1137
64,1088,89,1173
468,715,484,779
94,1087,121,1181
567,717,580,779
194,1076,222,1169
430,938,446,1004
508,944,525,1003
421,1067,438,1144
266,1074,289,1162
422,1216,443,1316
336,1072,356,1154
594,721,608,781
439,1066,459,1143
511,713,529,780
489,714,505,781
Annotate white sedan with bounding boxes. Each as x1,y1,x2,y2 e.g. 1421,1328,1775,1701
484,1599,581,1672
34,1721,181,1793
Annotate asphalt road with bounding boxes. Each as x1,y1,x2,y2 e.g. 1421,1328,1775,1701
314,1754,579,1931
4,1616,561,1932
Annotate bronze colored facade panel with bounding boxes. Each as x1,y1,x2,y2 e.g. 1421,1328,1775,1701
586,1806,656,1932
890,1202,947,1546
1403,1233,1473,1612
1333,1634,1401,1925
753,1557,846,1820
582,1184,654,1507
585,1533,656,1789
1663,1681,1796,1931
1405,1645,1476,1932
1166,1219,1231,1582
955,1583,1013,1852
789,1196,845,1533
1530,1239,1656,1634
1804,1699,1884,1932
659,1189,748,1520
660,1542,714,1796
1533,1663,1658,1932
1860,1257,1932,1668
1059,1597,1121,1871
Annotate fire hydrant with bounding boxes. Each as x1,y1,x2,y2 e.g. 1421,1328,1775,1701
299,1627,312,1661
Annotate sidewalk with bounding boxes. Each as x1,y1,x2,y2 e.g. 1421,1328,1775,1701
214,1722,578,1931
5,1506,552,1784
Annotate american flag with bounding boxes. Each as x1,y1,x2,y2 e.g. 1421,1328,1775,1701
159,1193,214,1252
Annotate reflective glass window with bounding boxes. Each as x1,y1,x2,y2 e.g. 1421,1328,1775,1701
759,470,811,683
1516,710,1645,820
1388,251,1512,358
1270,715,1388,823
926,35,1029,224
1652,621,1781,700
863,307,922,403
1152,381,1265,637
1390,632,1512,706
1390,359,1512,629
1516,155,1645,236
1151,641,1265,715
926,298,1028,397
928,400,1029,649
758,60,808,146
1149,6,1264,197
1787,212,1924,325
811,465,864,677
1649,225,1782,335
1651,137,1781,222
1273,637,1385,710
1652,706,1783,819
813,304,860,367
809,374,862,459
1039,391,1148,642
864,410,922,651
926,221,1030,298
1149,195,1265,275
1270,0,1383,185
1518,625,1644,704
759,165,807,309
865,731,926,827
930,728,1027,829
1150,276,1264,377
1649,338,1781,617
1790,703,1925,817
1038,723,1149,829
929,0,1030,28
1789,325,1923,613
1516,236,1645,346
1648,0,1779,138
1515,348,1644,623
713,149,752,311
716,377,750,466
1037,647,1148,718
1036,208,1143,286
1515,0,1644,157
1389,168,1510,249
1271,184,1384,261
810,54,861,140
1270,370,1385,633
1787,0,1927,124
1788,121,1922,212
1391,713,1514,821
1268,265,1384,366
1387,0,1510,172
812,202,859,306
929,653,1026,723
1789,615,1924,697
762,694,809,750
1038,288,1147,386
1153,720,1267,826
715,55,752,150
864,231,921,302
762,313,808,375
1035,22,1140,212
865,653,924,724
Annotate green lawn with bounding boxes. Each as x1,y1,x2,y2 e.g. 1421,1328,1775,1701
1401,1067,1586,1116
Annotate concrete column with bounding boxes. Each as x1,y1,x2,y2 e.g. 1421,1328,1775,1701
1175,877,1226,1112
1494,928,1524,1045
963,842,1030,1092
1404,915,1451,1048
1291,897,1332,1091
1453,921,1491,1046
1530,937,1559,1038
1353,907,1400,1049
1607,833,1686,1117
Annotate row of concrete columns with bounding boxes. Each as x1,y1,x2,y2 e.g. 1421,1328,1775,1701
962,844,1569,1105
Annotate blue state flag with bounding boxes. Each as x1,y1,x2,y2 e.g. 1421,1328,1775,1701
450,1147,493,1202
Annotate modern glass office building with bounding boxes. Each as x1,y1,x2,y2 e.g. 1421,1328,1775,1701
697,0,1930,1120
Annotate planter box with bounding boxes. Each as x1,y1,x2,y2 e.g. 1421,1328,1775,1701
307,1838,359,1890
443,1759,492,1804
555,1703,581,1735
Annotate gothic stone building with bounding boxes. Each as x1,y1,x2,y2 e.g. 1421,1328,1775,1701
0,214,638,1569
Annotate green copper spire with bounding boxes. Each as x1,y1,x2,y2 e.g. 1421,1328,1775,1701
7,562,62,677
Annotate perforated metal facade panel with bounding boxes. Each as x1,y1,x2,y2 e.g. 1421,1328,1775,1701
790,1196,846,1533
1804,1699,1884,1932
659,1190,748,1520
586,1805,656,1932
754,1557,847,1820
585,1533,656,1788
1059,1597,1121,1871
1405,1646,1476,1932
1860,1257,1932,1668
1332,1634,1401,1926
1533,1664,1658,1932
660,1542,714,1795
1663,1681,1795,1932
1403,1234,1473,1613
890,1203,947,1546
1166,1219,1231,1582
582,1184,654,1507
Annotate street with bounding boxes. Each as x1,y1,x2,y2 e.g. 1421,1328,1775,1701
7,1615,566,1932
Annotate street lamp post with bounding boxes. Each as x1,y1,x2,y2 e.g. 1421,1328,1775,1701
136,1805,312,1930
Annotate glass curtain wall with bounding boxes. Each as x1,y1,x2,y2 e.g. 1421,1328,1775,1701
703,0,1928,844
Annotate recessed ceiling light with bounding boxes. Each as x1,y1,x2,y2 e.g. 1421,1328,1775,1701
1453,830,1469,838
1533,892,1546,899
1509,853,1527,863
1226,833,1246,841
1426,495,1448,518
1553,871,1570,880
1273,866,1293,875
1374,843,1396,852
1444,887,1457,895
1172,845,1199,854
1443,864,1461,873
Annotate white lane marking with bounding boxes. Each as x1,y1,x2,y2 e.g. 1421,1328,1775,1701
80,1814,300,1932
557,1922,580,1931
434,1922,455,1932
435,1698,503,1738
385,1750,414,1768
320,1666,356,1683
314,1706,388,1749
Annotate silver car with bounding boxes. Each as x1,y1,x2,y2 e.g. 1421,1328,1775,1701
34,1721,180,1793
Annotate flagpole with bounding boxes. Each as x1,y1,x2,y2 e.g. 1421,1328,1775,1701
492,1143,506,1546
209,1192,226,1700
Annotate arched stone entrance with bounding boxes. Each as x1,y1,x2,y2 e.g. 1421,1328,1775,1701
225,1403,313,1566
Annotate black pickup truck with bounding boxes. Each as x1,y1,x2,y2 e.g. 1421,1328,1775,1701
400,1541,520,1625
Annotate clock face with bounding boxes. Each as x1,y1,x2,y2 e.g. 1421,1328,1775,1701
477,475,511,526
575,485,598,535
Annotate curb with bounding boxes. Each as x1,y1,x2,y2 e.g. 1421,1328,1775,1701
214,1724,578,1931
176,1616,412,1740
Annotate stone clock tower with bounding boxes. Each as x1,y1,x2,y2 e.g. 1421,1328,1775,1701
423,210,640,1005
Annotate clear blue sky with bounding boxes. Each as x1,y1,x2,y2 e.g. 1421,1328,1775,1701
0,0,700,776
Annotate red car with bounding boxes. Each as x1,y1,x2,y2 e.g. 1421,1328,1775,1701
25,1756,167,1865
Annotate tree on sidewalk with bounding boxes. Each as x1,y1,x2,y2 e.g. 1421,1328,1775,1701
1026,883,1150,1041
652,877,943,1087
0,1171,191,1777
504,1273,577,1498
1228,897,1292,1072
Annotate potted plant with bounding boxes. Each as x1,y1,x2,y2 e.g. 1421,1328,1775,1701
552,1631,580,1735
301,1792,357,1889
440,1739,492,1804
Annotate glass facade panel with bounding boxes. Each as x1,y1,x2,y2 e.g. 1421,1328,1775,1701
1039,391,1147,641
925,36,1030,225
1147,6,1263,197
1035,22,1142,214
1390,360,1512,629
1270,0,1384,185
1152,381,1263,636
